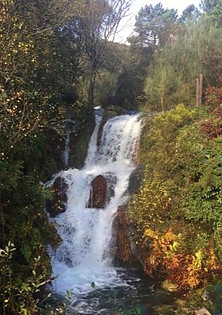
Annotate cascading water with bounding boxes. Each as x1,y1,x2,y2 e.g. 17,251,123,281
63,131,71,166
50,113,142,307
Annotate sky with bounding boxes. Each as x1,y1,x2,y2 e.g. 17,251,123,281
115,0,201,43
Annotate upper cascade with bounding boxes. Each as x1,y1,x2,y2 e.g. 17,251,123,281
85,114,141,168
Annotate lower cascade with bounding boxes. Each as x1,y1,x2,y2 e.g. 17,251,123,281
49,113,143,301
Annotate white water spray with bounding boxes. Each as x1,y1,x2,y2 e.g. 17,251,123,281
51,114,142,297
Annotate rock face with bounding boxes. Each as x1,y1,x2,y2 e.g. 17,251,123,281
128,164,145,195
112,205,134,264
87,175,107,209
68,111,95,169
47,176,68,217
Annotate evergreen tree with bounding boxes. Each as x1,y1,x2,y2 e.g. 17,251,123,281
133,3,178,50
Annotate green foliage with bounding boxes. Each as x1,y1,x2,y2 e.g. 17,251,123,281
129,103,222,289
0,155,60,313
182,137,222,228
0,243,53,314
114,43,151,109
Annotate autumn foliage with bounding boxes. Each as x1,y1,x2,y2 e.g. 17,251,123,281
201,83,222,138
142,228,221,290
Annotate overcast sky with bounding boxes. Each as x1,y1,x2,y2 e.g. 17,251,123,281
116,0,201,43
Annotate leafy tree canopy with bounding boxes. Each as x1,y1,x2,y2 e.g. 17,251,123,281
179,4,200,23
134,3,178,49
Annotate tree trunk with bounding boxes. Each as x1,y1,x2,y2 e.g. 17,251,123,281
88,67,97,107
196,78,200,106
199,73,203,106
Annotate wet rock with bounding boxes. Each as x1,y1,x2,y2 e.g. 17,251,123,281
112,205,133,264
194,308,211,315
104,172,117,202
68,110,95,169
47,177,68,217
97,120,107,147
87,175,107,209
128,164,145,194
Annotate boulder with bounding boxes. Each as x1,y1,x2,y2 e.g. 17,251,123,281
87,175,107,209
112,205,133,264
47,176,68,217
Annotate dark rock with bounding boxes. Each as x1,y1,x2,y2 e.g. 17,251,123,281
87,175,107,209
128,164,145,195
112,205,134,264
97,120,107,147
104,172,117,202
46,177,68,217
68,110,95,169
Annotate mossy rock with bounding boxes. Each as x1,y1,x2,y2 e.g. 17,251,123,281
103,105,127,120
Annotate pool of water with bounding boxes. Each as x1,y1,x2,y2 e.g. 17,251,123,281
43,268,177,315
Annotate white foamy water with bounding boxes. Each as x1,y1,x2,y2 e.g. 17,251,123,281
50,114,142,298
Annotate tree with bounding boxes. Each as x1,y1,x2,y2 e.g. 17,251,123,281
0,0,84,156
93,41,129,106
200,0,222,13
179,4,200,23
133,3,178,50
68,0,131,106
0,0,46,155
114,42,151,109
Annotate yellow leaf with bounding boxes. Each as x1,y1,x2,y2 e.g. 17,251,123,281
194,250,203,268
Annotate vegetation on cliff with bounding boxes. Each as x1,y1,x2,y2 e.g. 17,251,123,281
129,102,222,288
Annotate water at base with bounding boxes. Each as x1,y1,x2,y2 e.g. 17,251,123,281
49,114,143,312
66,269,156,315
47,268,160,315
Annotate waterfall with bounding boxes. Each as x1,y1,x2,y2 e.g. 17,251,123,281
50,113,142,299
63,131,71,166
